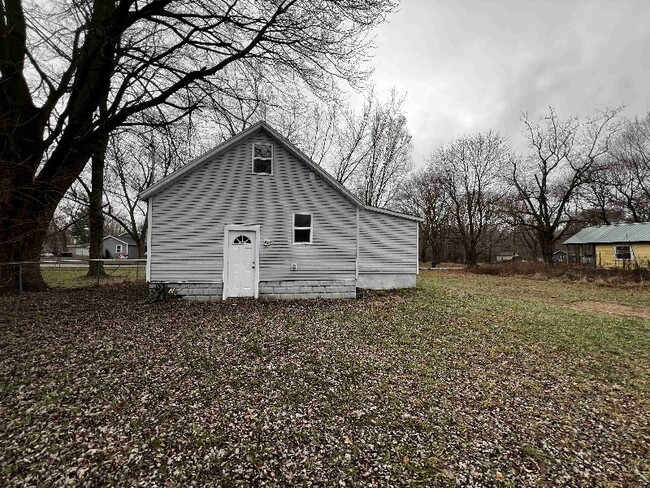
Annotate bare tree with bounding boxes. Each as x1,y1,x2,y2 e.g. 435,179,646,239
429,131,509,265
344,89,413,208
329,100,374,186
0,0,397,291
104,123,191,257
579,166,619,225
397,167,450,263
214,85,414,208
508,107,621,263
600,113,650,222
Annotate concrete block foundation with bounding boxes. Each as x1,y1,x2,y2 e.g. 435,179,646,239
151,280,357,300
356,273,416,290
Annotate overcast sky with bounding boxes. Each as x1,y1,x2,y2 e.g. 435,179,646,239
364,0,650,165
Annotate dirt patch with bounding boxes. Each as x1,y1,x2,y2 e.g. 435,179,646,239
572,300,650,320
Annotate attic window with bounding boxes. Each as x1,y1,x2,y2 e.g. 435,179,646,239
293,213,312,244
252,143,273,175
615,245,632,260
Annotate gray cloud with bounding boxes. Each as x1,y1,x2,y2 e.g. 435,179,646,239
368,0,650,164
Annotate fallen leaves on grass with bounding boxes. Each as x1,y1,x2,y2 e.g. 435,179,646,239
0,279,648,486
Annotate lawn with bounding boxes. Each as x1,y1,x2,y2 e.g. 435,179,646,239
41,263,144,288
0,271,648,486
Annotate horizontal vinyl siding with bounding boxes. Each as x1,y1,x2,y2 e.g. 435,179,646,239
358,210,418,274
103,237,124,257
150,131,357,283
595,243,650,268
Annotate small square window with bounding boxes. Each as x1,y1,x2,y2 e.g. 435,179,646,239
116,244,122,254
252,143,273,174
294,229,311,242
615,245,632,260
254,144,272,159
294,214,311,227
293,213,312,244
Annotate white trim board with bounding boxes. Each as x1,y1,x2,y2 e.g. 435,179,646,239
222,224,261,300
146,197,152,282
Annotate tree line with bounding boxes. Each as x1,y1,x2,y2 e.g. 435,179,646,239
56,97,648,271
401,108,650,265
2,1,648,292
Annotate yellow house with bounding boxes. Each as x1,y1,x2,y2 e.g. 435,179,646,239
563,223,650,268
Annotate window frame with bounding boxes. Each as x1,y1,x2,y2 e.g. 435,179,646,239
292,212,313,245
251,142,273,175
115,244,122,254
233,235,252,245
614,245,633,261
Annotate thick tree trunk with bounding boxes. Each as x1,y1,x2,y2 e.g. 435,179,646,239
464,237,478,266
87,134,109,278
0,195,57,293
538,231,555,264
466,250,478,267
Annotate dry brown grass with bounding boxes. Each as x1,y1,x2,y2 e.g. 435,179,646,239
470,261,650,285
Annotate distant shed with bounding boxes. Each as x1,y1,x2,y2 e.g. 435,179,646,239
103,233,140,259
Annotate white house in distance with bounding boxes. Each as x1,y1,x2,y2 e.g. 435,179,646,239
139,122,421,300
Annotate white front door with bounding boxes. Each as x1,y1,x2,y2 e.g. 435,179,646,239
226,230,256,297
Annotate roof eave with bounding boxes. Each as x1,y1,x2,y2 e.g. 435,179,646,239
137,121,423,223
258,123,363,208
103,235,130,245
363,205,423,222
138,121,268,201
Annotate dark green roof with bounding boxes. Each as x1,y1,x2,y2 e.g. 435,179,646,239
563,223,650,245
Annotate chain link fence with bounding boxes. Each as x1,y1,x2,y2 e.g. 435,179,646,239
1,259,147,295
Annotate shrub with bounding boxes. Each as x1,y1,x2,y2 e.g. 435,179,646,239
146,283,177,303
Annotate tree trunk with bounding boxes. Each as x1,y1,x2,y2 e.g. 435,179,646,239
0,195,57,293
539,231,555,264
138,234,147,259
419,227,427,262
87,134,109,278
464,238,478,266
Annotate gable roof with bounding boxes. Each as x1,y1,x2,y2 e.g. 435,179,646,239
103,235,130,246
563,222,650,245
103,233,137,246
138,121,422,222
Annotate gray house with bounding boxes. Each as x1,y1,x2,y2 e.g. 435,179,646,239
103,233,140,259
139,122,421,300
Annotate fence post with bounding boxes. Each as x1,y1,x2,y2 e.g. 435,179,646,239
135,262,139,281
96,260,100,286
18,263,23,294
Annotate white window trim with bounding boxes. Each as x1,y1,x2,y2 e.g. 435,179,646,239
614,245,634,261
115,244,122,254
292,212,313,245
252,142,273,175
